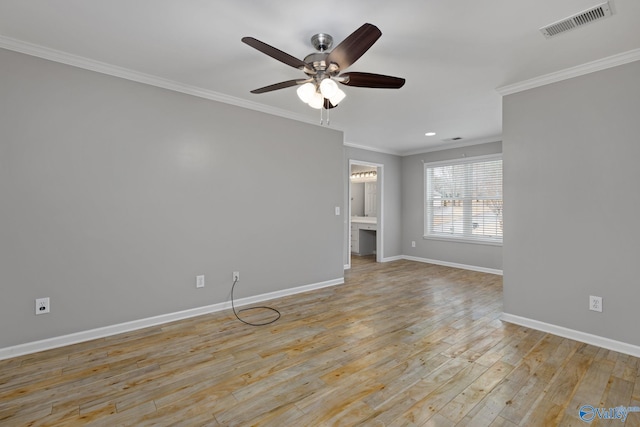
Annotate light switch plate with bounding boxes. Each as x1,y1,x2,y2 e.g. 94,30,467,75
196,275,205,288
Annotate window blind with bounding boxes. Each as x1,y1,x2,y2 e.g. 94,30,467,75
424,155,502,244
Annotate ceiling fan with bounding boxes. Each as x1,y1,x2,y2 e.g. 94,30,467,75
241,23,405,110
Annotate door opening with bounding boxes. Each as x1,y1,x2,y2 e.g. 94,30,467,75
348,160,383,269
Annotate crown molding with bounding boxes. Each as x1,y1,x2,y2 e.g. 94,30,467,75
0,35,316,125
345,135,503,157
400,135,502,157
343,141,402,156
496,48,640,96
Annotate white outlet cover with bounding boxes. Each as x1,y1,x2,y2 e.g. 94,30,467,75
589,295,603,312
35,297,50,315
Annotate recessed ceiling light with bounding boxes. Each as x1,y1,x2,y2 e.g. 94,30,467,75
425,132,436,136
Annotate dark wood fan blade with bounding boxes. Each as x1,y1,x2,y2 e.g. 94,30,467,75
325,23,382,70
242,37,312,72
250,79,307,94
339,72,405,89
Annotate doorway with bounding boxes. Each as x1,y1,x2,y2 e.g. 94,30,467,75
348,160,383,269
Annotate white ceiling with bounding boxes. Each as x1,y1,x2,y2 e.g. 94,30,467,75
1,0,638,155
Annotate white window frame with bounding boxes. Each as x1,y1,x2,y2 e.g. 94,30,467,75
424,154,503,246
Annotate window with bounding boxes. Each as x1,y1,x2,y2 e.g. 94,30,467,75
424,154,502,244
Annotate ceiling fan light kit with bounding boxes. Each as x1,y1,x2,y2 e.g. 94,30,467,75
242,23,405,115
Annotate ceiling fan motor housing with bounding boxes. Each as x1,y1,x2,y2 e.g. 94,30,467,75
303,52,330,75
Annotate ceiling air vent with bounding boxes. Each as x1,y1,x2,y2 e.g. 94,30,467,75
540,1,613,38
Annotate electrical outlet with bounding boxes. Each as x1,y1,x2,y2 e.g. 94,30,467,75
589,295,603,312
233,271,240,282
35,297,50,315
196,275,205,288
411,241,416,248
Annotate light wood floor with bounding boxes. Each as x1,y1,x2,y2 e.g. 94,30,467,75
1,257,640,426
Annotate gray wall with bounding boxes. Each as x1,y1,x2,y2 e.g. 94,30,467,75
401,142,503,270
503,61,640,346
343,146,402,265
0,48,344,349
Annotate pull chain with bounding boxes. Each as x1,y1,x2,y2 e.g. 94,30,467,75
319,100,331,126
318,99,334,126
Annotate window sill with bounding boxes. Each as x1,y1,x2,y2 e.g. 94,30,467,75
423,235,503,247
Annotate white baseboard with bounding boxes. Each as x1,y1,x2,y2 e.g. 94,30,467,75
381,255,403,262
402,255,503,276
0,277,344,361
501,313,640,358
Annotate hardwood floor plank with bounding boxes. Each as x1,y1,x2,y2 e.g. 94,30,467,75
473,326,536,368
0,401,52,426
455,377,524,427
497,370,545,424
363,349,452,410
438,360,514,423
1,257,639,426
518,344,594,426
400,362,490,425
488,415,519,427
559,345,614,425
420,412,456,426
295,376,385,417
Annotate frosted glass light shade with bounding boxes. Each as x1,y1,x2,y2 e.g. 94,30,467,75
328,88,346,105
308,91,324,109
319,78,338,98
296,83,316,103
